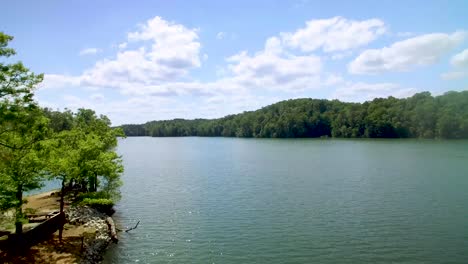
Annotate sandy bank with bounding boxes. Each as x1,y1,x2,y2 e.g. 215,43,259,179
0,190,115,264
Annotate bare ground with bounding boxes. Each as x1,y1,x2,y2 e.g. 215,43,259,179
0,191,95,264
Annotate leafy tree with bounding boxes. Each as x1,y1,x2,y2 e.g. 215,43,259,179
45,108,124,195
43,109,124,240
0,33,125,237
0,32,47,234
73,109,124,193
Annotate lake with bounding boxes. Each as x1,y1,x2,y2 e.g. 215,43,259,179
103,137,468,263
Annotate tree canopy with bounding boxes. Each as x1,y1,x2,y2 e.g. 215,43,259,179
0,32,124,235
121,92,468,139
0,32,49,234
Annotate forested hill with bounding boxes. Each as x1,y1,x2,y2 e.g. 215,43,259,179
121,91,468,139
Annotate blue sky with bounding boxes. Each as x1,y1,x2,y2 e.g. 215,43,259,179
2,0,468,125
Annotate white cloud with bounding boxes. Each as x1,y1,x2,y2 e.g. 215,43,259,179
225,36,322,92
79,48,101,56
118,81,215,97
80,48,190,88
94,32,324,97
127,16,201,69
39,74,82,89
90,93,105,102
42,16,393,124
441,49,468,80
216,31,237,40
323,74,344,86
53,94,178,126
330,51,353,60
118,42,127,49
50,16,203,92
333,82,417,102
281,16,386,52
451,48,468,68
349,31,466,74
441,71,468,80
264,36,283,55
216,32,226,40
46,16,387,96
42,16,461,125
59,92,273,126
102,97,179,125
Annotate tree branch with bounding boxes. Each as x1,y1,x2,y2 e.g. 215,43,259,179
125,220,140,232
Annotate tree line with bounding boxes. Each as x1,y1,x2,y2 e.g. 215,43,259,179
121,91,468,139
0,32,124,237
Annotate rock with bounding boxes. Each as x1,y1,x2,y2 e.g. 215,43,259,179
65,206,113,264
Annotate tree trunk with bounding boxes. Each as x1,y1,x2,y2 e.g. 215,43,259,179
81,179,88,192
68,178,73,190
59,178,65,213
15,184,23,235
59,178,66,242
89,173,98,192
94,172,98,192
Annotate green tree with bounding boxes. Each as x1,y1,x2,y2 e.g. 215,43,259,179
73,109,124,193
44,110,124,239
0,32,48,234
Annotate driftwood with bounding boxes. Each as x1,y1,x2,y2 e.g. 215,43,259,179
114,220,140,233
105,217,118,243
125,221,140,232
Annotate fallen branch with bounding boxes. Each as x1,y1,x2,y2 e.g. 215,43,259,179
125,220,140,232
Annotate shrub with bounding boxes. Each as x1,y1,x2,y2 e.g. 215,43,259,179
79,198,114,215
75,191,111,202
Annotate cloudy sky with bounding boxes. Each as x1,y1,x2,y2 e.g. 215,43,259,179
2,0,467,125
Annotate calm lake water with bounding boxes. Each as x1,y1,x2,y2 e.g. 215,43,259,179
103,137,468,263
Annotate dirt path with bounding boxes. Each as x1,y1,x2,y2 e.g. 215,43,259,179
0,191,95,263
24,190,61,213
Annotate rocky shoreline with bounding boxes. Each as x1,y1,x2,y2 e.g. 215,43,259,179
66,206,115,264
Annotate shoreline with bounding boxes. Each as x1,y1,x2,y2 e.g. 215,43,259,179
67,206,114,263
0,190,117,263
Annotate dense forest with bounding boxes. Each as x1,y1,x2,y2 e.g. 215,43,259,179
121,91,468,139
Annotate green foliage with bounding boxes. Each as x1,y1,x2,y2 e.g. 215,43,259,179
75,191,111,202
79,198,114,214
0,32,48,232
42,108,124,206
43,108,74,132
0,33,15,57
121,92,468,139
79,198,114,207
0,33,124,233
